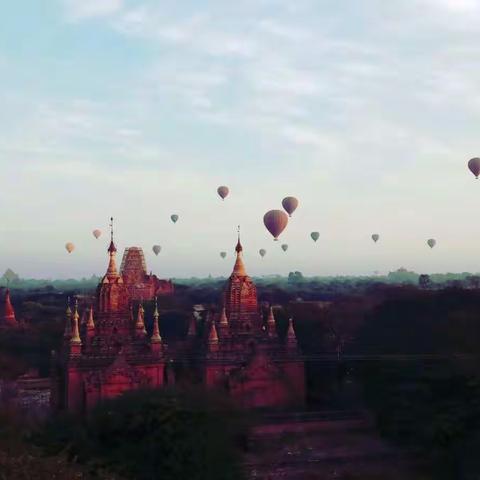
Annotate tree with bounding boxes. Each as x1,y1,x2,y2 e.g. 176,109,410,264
1,269,20,286
39,388,249,480
467,275,480,289
418,274,432,289
288,271,304,284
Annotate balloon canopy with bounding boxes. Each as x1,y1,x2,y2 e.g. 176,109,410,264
92,229,102,239
170,214,179,224
220,251,227,259
281,244,288,252
468,158,480,179
65,242,75,254
152,245,161,256
282,196,299,217
311,231,319,242
427,238,436,249
372,234,380,243
217,186,229,200
263,210,288,240
259,248,266,258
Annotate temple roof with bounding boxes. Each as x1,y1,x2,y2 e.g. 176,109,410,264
232,234,247,277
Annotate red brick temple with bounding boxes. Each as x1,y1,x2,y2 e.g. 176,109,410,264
53,222,305,413
197,234,305,409
53,223,167,413
1,288,17,327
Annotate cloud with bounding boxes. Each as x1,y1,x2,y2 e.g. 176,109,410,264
425,0,480,12
63,0,123,20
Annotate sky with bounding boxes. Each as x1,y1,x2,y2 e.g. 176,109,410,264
1,0,480,279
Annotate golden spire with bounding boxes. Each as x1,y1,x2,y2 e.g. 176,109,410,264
70,299,82,345
219,306,228,326
232,225,247,276
86,305,95,330
266,305,276,337
208,320,219,343
135,300,146,334
151,297,162,343
106,216,119,278
207,320,219,353
63,297,72,339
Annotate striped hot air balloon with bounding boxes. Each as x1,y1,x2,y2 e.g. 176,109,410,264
263,210,288,241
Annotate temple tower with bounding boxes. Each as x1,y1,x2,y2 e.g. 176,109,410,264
97,218,130,315
223,229,261,334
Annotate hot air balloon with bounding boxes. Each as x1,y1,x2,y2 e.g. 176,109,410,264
171,214,179,224
259,248,266,258
372,234,380,243
65,242,75,254
427,238,436,249
92,229,102,239
281,244,288,252
220,251,227,259
152,245,161,256
468,158,480,179
282,196,299,217
311,232,319,242
263,210,288,241
217,186,229,200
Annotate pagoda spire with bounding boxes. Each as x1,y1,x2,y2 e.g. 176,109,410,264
207,320,219,352
218,305,230,338
86,305,95,330
232,226,247,276
63,297,72,339
106,217,119,278
286,318,298,349
151,297,162,344
2,288,17,326
135,300,146,335
70,299,82,345
266,305,277,338
219,306,228,326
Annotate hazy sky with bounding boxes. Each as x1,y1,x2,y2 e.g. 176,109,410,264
1,0,480,279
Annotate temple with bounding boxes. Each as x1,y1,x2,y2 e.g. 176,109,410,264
53,219,168,413
194,231,305,408
53,221,305,413
1,288,17,327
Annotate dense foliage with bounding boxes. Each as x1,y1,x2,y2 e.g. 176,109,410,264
38,388,249,480
356,289,480,479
